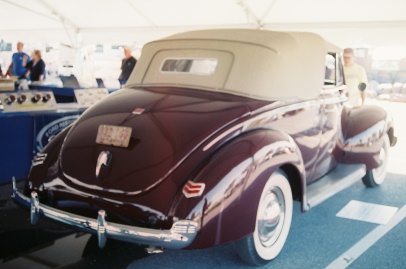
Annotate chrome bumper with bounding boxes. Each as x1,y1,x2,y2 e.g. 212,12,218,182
12,179,197,249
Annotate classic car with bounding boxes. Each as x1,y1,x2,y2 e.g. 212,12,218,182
13,29,396,266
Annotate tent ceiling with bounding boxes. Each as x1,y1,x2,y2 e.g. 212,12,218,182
1,0,406,47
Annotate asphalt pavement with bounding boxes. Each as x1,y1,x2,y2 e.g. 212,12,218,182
126,173,406,269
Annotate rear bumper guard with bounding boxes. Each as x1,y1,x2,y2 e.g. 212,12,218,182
12,178,197,249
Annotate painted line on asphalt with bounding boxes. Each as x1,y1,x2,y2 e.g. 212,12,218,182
325,204,406,269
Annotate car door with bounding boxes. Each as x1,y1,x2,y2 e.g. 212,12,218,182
265,93,323,184
311,53,346,181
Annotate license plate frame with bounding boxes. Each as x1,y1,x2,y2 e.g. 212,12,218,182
96,125,132,148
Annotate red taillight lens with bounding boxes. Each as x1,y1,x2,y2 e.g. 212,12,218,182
182,181,205,198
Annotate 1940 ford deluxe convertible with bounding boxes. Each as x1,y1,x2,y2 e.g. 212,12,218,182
13,29,396,266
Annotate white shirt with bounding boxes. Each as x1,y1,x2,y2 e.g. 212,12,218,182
343,63,368,107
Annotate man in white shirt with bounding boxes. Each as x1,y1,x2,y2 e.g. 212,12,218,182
343,48,368,107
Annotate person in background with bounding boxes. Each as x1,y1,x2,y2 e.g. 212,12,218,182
21,50,46,82
343,48,368,107
118,46,137,87
7,42,30,77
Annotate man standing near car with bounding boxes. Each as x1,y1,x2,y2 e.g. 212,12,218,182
343,48,368,107
7,42,30,77
118,46,137,87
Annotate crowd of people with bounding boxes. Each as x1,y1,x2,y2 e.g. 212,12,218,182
0,42,46,82
2,41,366,105
1,42,137,88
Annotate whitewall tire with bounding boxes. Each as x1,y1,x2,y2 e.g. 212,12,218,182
236,170,293,266
362,134,390,188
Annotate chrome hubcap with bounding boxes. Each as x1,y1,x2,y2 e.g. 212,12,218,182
257,187,285,247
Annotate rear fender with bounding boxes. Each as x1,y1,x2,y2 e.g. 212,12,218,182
340,105,395,169
27,126,72,193
170,129,305,249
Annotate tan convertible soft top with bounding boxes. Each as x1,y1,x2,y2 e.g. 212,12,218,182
128,29,341,101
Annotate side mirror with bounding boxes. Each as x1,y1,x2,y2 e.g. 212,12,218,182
358,82,367,91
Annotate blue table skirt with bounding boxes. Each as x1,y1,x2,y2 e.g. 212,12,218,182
0,109,84,183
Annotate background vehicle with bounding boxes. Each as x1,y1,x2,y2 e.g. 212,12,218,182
13,29,396,266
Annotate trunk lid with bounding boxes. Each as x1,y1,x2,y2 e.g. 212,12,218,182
60,87,252,194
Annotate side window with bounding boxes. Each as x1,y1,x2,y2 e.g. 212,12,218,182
324,53,336,85
336,54,344,86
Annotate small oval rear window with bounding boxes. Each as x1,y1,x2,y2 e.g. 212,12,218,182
161,58,218,75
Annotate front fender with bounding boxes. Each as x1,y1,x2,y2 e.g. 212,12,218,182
170,129,304,249
340,105,395,169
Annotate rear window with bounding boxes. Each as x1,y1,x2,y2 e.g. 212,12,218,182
161,58,218,75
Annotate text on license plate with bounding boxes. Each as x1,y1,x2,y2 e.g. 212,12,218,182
96,125,132,148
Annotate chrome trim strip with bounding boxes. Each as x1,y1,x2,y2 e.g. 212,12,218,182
341,120,386,151
203,98,324,151
12,185,197,250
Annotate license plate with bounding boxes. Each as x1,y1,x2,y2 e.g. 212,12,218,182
96,125,132,148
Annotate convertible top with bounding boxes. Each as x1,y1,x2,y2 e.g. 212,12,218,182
128,29,341,101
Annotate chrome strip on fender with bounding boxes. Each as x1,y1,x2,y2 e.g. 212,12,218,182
341,120,386,151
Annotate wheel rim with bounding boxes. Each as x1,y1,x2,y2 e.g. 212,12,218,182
372,145,387,184
257,187,285,247
252,172,293,261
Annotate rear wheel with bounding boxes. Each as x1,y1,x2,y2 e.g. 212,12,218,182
362,134,390,187
236,170,293,266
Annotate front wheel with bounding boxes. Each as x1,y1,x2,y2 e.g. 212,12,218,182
362,134,390,187
235,170,293,266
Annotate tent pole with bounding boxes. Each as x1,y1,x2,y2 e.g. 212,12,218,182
34,0,79,48
235,0,263,29
0,0,59,22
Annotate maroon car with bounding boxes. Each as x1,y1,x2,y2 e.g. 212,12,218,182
13,29,396,266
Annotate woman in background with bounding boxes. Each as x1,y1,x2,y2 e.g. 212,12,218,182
21,50,46,82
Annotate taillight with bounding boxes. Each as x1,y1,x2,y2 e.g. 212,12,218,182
32,153,47,166
182,181,205,198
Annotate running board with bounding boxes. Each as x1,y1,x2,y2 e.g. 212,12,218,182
306,164,366,209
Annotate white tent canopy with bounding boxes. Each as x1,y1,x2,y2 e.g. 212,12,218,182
1,0,406,48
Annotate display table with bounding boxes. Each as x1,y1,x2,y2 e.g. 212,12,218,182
0,86,118,184
0,107,85,183
29,84,78,103
29,84,119,103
